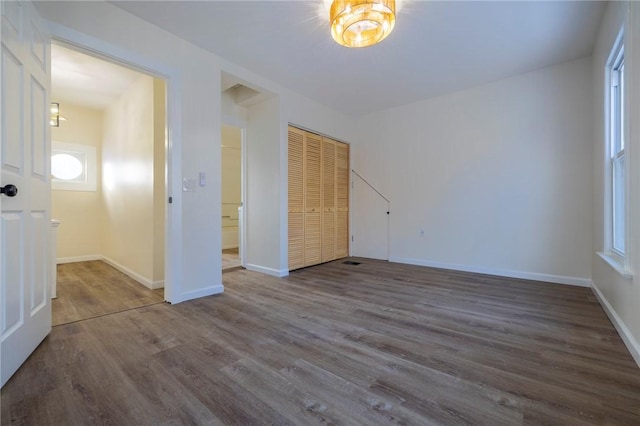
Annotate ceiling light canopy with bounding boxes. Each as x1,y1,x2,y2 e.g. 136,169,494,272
330,0,396,48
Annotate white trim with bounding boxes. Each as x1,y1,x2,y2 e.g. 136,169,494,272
174,284,224,304
101,257,160,290
388,257,591,287
245,263,289,278
596,251,633,279
591,281,640,367
57,255,102,264
240,129,247,269
150,281,165,290
56,255,164,289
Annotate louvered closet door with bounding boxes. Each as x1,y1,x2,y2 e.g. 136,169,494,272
336,142,350,259
288,127,305,270
304,132,322,266
322,138,336,262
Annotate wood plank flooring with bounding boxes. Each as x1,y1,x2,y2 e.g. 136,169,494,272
222,248,241,270
53,261,164,326
2,258,639,425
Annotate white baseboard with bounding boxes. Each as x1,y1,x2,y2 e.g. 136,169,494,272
175,284,224,304
150,280,165,290
101,256,161,290
388,257,591,287
57,255,164,289
245,263,289,277
57,255,102,264
591,282,640,368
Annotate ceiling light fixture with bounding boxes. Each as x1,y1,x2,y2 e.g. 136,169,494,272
330,0,396,48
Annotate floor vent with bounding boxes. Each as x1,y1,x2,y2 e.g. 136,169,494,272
343,261,361,265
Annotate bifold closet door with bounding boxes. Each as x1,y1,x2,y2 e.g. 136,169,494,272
288,126,349,271
322,138,336,262
304,132,323,266
287,127,305,270
336,141,350,259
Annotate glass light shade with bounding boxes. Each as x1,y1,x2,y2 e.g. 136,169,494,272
51,153,83,180
330,0,396,48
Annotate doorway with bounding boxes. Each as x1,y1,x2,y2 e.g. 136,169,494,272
221,124,243,271
50,43,167,324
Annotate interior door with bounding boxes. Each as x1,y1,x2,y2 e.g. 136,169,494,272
287,126,305,270
321,138,336,262
1,0,52,387
335,142,349,259
304,132,322,266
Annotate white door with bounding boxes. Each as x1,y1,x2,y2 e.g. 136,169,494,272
1,0,51,387
351,171,389,260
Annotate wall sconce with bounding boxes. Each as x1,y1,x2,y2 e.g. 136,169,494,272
50,102,60,127
50,102,66,127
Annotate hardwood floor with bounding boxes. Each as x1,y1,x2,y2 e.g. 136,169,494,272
222,248,241,271
53,261,164,326
2,258,639,425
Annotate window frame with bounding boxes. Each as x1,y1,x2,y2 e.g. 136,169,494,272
610,45,625,256
51,141,97,192
600,31,629,277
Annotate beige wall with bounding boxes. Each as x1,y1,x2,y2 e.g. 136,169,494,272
52,76,165,288
221,125,241,249
51,103,104,260
102,74,162,286
153,79,166,282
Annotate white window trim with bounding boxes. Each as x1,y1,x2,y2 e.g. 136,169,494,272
597,252,632,279
602,29,631,278
51,141,97,192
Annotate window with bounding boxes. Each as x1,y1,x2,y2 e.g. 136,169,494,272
609,39,625,256
599,34,631,277
51,141,97,191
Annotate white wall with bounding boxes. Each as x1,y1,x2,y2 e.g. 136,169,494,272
591,1,640,364
245,96,283,275
51,103,104,260
354,57,594,286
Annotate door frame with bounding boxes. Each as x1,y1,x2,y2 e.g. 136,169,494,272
47,22,182,303
220,117,247,269
240,128,247,267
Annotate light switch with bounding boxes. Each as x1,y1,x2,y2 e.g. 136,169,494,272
199,172,206,187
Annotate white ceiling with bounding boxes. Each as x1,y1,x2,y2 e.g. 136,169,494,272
111,0,606,116
51,43,143,110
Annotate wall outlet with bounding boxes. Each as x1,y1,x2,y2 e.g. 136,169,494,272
183,177,196,192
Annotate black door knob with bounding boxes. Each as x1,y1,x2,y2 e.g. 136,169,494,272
1,184,18,197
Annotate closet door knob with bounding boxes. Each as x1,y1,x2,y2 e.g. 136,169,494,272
0,184,18,197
